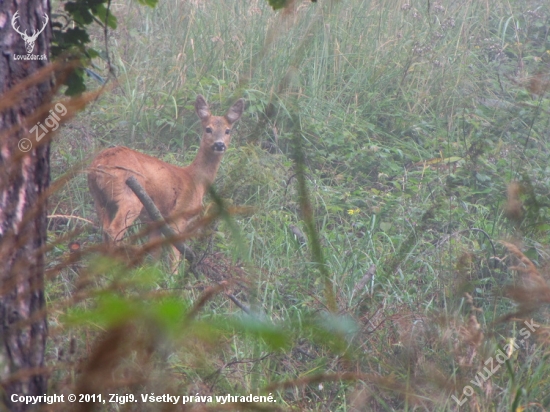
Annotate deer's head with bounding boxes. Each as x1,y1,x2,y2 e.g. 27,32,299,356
195,95,244,157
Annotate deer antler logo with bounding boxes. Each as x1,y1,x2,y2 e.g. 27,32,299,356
12,11,49,54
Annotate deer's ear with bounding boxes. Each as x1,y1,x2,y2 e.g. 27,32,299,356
226,98,244,124
195,95,211,121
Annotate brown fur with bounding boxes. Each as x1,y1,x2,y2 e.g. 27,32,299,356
88,95,244,268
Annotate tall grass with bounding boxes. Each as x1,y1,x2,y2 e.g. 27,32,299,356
44,0,550,410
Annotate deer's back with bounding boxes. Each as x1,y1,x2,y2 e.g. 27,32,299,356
88,146,196,217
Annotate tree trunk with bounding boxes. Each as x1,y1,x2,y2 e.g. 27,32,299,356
0,0,52,410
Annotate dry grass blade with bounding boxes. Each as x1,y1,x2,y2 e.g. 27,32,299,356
500,241,550,321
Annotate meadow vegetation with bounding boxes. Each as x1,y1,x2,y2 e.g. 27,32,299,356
45,0,550,410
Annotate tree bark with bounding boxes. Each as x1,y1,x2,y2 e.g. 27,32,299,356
0,0,52,410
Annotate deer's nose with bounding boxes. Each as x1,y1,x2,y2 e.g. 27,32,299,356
212,142,226,152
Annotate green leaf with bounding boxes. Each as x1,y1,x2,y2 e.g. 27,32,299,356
64,69,86,96
65,1,94,25
135,0,158,8
380,222,392,231
236,316,290,350
152,298,190,333
92,3,118,29
86,48,100,58
62,294,137,327
475,172,491,183
304,313,358,354
268,0,287,10
59,27,90,50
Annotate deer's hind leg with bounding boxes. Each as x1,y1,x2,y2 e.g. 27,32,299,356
103,196,144,243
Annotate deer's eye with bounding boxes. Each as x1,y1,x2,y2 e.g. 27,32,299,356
205,127,213,133
225,129,231,135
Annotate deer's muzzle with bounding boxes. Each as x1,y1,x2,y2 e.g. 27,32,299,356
212,142,226,152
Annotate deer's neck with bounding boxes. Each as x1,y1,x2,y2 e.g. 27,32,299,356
186,148,223,189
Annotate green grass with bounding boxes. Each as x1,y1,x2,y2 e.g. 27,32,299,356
45,0,550,410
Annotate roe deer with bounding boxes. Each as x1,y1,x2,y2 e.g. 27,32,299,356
88,95,244,268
